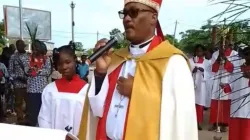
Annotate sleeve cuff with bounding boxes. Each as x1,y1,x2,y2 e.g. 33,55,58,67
88,74,109,117
212,62,220,73
224,60,234,73
223,84,232,94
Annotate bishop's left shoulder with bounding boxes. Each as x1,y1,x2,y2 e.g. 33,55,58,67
160,40,187,57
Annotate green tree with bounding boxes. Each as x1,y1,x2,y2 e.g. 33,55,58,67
109,28,129,50
110,28,121,37
0,20,7,48
178,21,250,53
179,29,211,53
229,22,250,44
86,48,94,56
164,34,180,48
74,42,84,51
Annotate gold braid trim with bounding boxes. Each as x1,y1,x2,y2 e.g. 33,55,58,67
125,0,160,11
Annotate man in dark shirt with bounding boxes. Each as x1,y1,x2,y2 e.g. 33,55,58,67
9,40,29,125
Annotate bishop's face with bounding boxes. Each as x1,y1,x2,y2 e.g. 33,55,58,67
122,3,157,44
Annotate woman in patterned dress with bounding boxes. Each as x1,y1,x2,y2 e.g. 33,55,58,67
26,40,51,126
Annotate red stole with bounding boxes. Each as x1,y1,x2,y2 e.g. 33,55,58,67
224,48,232,57
194,57,204,64
96,36,162,140
55,75,86,93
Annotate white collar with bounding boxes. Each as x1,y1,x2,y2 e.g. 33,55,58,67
129,36,155,57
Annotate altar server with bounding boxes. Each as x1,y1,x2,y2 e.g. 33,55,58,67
38,45,89,136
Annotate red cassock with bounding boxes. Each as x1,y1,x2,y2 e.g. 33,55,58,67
229,116,250,140
196,104,204,123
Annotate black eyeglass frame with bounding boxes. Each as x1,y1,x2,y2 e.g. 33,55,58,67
118,8,155,19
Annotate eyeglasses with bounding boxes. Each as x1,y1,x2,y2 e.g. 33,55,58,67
118,8,154,19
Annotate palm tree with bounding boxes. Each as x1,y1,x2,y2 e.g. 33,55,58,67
25,21,39,43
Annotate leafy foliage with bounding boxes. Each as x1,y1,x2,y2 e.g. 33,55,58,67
178,21,250,53
74,42,84,51
109,28,129,50
86,48,94,56
0,20,7,48
25,21,39,43
179,29,212,53
165,34,180,48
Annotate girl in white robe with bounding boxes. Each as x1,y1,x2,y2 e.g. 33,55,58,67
189,45,209,130
38,45,89,136
229,47,250,140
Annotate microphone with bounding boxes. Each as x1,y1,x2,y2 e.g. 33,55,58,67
86,32,124,65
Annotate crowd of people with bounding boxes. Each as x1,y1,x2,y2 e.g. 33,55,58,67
190,38,250,140
0,40,90,127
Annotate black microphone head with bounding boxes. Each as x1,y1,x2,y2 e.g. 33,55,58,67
113,32,125,43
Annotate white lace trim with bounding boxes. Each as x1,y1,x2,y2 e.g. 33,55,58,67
125,0,160,12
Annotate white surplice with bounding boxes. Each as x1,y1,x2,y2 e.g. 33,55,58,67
88,38,198,140
38,82,89,136
189,56,209,107
204,59,213,107
230,59,250,118
210,50,239,100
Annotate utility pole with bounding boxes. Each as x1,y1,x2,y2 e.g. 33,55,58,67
97,31,99,41
70,1,75,43
173,20,178,45
19,0,23,39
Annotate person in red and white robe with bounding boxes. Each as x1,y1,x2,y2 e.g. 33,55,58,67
209,41,239,131
38,45,89,137
189,44,210,130
229,47,250,140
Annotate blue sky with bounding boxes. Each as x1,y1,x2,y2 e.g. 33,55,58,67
0,0,235,49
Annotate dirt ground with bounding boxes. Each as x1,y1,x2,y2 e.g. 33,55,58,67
199,110,228,140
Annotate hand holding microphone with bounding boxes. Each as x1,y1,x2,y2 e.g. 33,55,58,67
86,32,124,74
94,39,113,74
